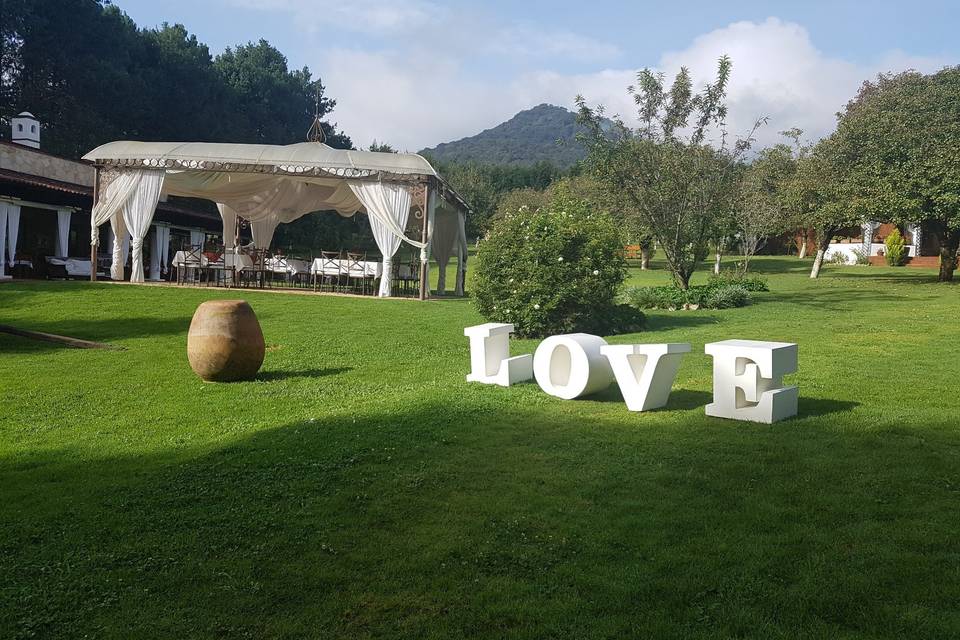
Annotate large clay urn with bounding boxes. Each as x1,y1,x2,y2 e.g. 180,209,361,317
187,300,265,382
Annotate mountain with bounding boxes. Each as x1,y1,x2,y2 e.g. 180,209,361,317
420,104,593,168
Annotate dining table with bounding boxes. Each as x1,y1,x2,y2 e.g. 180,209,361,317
310,258,383,278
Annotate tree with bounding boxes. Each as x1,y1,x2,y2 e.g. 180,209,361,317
214,40,350,149
368,140,396,153
833,68,960,282
782,136,859,278
495,187,551,220
778,128,815,259
577,56,761,289
733,143,797,272
1,2,352,156
429,159,566,238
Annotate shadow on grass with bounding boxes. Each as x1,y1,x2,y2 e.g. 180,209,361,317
8,316,192,344
825,270,946,284
3,401,960,638
642,313,721,332
798,396,860,418
255,366,352,381
584,387,712,411
763,287,938,310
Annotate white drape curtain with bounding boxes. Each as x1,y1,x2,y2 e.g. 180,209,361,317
189,229,205,250
419,189,437,293
0,203,7,278
349,182,413,297
455,211,467,296
149,225,171,281
122,170,166,283
431,208,459,294
90,170,140,244
158,226,171,273
57,209,71,257
250,214,280,249
6,204,20,266
350,181,425,252
217,204,237,250
110,214,127,280
91,169,164,281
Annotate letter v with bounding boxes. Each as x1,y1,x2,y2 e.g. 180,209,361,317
600,343,691,411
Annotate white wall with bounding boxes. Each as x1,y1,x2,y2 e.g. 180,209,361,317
825,243,917,262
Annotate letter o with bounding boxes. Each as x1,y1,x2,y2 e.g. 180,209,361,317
533,333,614,400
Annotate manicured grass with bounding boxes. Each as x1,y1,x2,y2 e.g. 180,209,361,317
1,257,959,639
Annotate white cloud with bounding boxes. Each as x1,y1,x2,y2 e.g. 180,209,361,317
650,17,947,147
486,25,621,62
514,18,948,151
226,0,444,35
321,47,521,152
224,6,950,152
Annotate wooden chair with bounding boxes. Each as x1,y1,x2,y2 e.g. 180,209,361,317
345,252,369,295
235,247,265,288
287,255,309,288
178,243,203,285
314,250,343,292
202,246,226,287
396,256,419,296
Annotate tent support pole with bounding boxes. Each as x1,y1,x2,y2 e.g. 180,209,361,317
419,183,429,301
90,166,100,282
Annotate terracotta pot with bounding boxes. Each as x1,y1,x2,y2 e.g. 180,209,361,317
187,300,265,382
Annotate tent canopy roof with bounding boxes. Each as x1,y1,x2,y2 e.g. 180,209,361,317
83,140,470,214
82,141,438,178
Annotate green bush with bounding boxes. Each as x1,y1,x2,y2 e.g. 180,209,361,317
851,247,871,265
829,250,849,264
623,282,753,310
473,187,645,338
623,285,687,310
708,270,769,292
704,284,751,308
885,228,906,266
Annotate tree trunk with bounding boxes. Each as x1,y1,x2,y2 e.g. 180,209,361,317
810,249,825,278
640,246,650,270
713,249,722,275
798,237,807,259
809,233,831,279
935,227,960,282
674,270,691,290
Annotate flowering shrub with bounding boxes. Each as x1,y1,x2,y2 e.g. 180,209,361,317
473,188,643,338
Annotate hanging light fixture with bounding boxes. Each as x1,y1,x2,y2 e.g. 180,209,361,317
306,86,327,144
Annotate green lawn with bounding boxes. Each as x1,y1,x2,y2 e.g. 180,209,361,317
1,257,958,639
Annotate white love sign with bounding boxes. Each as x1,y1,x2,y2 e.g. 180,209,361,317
464,323,798,423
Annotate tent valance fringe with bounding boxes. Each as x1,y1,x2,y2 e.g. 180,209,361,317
93,157,426,183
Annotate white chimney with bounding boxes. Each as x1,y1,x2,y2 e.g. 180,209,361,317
11,111,40,149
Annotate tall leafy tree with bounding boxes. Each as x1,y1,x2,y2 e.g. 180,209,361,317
832,68,960,281
214,40,350,149
783,136,859,278
577,56,761,289
2,2,351,156
733,143,798,272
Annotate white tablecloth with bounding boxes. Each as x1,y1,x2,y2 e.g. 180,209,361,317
310,258,382,278
172,251,254,271
46,257,94,276
266,257,311,275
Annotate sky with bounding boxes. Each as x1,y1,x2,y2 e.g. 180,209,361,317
116,0,959,152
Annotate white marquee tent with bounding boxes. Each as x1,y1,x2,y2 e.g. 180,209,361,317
82,141,470,298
